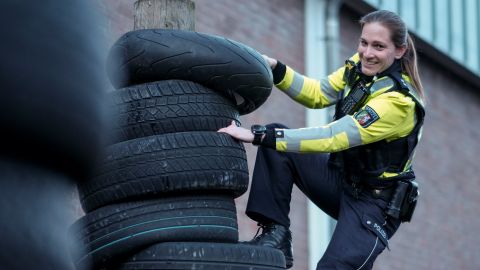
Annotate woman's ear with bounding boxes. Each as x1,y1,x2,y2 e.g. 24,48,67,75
395,45,407,59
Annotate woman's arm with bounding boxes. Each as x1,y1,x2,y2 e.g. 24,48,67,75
274,91,416,153
267,54,361,109
219,91,416,153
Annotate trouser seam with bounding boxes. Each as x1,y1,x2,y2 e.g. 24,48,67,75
356,237,378,270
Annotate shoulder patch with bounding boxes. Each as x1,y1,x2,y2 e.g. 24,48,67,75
354,105,379,128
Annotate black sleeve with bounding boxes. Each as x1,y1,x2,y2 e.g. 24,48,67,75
272,61,287,85
259,127,276,149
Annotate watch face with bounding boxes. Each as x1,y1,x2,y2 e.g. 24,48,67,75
251,124,266,134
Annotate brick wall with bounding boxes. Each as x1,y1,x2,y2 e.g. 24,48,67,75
340,5,480,270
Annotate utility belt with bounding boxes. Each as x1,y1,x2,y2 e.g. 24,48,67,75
344,178,419,223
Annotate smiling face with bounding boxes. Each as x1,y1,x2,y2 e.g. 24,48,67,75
357,22,406,76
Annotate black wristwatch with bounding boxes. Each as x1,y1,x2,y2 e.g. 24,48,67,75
251,124,267,146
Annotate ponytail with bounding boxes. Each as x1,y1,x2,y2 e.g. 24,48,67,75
401,35,425,100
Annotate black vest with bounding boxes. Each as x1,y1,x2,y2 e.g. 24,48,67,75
329,60,425,188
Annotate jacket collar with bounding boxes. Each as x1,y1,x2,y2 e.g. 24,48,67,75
377,59,402,77
357,59,402,83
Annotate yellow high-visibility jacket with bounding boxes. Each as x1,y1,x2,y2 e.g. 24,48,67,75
274,54,423,158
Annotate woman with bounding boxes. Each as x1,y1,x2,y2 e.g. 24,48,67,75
219,10,425,270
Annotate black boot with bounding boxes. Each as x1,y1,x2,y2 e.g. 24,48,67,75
245,223,293,268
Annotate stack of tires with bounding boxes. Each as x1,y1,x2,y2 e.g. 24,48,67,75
0,1,107,270
72,29,287,269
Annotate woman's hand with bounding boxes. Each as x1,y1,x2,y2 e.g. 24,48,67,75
262,54,278,69
217,120,254,143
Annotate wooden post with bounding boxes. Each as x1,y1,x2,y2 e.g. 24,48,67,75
134,0,195,30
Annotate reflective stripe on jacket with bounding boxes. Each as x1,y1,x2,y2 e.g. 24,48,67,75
273,54,419,155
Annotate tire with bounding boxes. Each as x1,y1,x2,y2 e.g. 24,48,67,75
119,242,286,270
0,158,76,270
108,80,240,143
106,29,273,115
0,0,108,181
71,195,238,270
78,132,249,212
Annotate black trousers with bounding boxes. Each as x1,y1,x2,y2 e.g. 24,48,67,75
245,124,401,270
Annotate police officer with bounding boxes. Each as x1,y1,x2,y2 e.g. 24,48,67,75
218,10,425,270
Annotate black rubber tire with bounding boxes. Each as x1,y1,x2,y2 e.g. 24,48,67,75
0,158,76,270
78,132,249,212
119,242,286,270
71,195,238,270
108,80,240,143
0,0,108,181
106,29,273,115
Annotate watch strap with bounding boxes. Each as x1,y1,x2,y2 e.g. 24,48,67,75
252,132,264,145
259,128,276,149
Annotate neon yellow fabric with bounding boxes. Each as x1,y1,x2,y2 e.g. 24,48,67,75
274,54,417,154
358,91,415,143
275,116,360,153
276,54,361,109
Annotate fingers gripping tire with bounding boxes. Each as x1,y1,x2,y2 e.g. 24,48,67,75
108,80,240,143
119,242,286,270
71,195,238,270
78,132,249,212
107,29,273,114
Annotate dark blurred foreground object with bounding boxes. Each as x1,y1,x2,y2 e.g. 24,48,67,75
0,159,77,270
0,0,108,269
0,0,108,181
